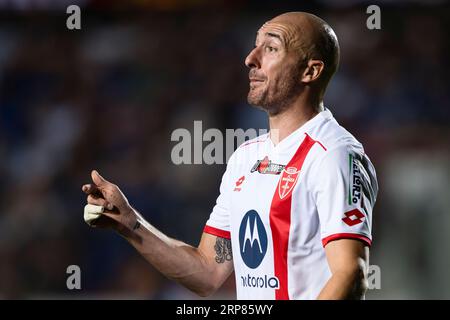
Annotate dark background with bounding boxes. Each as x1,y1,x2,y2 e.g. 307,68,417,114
0,0,449,299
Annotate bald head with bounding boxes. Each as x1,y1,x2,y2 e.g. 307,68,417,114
262,12,340,89
246,12,340,114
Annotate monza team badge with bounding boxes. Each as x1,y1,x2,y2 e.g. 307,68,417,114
278,166,300,199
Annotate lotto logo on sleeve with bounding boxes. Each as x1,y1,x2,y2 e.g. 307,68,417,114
342,209,365,226
239,210,268,269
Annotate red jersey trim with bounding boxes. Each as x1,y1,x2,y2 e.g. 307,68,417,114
305,132,327,151
203,225,231,239
322,233,372,247
239,137,268,148
269,133,317,300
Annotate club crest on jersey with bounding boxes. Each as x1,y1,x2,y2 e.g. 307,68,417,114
278,167,300,199
250,156,285,175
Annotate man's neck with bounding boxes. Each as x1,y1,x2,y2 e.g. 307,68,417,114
268,100,324,146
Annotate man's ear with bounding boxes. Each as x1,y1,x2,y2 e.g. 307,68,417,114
301,60,325,83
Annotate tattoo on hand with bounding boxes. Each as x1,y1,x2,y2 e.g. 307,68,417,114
133,220,141,230
214,237,232,263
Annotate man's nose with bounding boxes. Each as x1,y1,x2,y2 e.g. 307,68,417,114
245,47,261,69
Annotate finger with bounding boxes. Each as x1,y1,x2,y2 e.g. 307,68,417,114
87,195,114,210
91,170,111,188
82,184,103,197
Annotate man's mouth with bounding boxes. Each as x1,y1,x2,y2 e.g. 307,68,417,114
249,78,265,85
248,70,265,83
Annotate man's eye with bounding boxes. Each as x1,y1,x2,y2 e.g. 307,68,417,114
265,46,277,52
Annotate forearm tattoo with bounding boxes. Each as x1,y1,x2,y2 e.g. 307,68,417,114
214,237,232,263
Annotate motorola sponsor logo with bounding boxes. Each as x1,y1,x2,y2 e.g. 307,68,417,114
239,210,267,269
239,210,279,289
241,273,279,289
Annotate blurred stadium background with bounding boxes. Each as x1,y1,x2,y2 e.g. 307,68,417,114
0,0,449,299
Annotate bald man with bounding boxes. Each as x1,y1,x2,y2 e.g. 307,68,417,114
82,12,378,300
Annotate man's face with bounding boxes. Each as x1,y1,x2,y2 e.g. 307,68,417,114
245,20,305,115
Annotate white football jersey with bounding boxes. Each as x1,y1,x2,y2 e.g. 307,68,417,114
204,108,378,300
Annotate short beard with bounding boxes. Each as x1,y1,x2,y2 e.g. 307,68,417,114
247,69,303,116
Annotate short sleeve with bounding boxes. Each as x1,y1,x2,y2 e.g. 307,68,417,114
203,158,234,239
313,146,378,247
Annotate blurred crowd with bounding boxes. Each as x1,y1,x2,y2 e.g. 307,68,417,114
0,3,449,299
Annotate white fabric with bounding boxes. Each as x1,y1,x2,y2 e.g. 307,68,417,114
84,204,104,226
205,108,378,300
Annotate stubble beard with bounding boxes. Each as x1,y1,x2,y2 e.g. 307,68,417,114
247,69,303,116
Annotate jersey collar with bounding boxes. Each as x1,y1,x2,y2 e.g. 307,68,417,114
268,108,332,152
